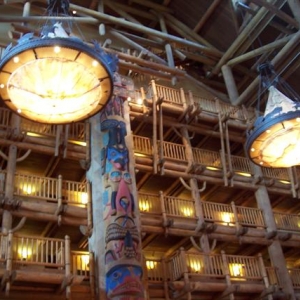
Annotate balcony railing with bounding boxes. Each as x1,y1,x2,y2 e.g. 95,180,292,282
6,171,89,206
138,192,268,230
164,249,277,285
274,212,300,232
0,232,92,292
133,135,294,188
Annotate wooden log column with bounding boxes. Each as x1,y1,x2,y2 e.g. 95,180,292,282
87,74,145,300
2,114,20,234
252,164,295,300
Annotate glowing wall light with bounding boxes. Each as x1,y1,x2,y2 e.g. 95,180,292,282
146,260,157,270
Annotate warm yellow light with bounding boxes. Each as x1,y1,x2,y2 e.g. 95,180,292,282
139,200,150,212
135,152,147,157
13,56,19,63
54,46,61,53
229,263,244,277
247,86,300,168
206,166,220,171
235,171,251,177
79,192,88,204
189,260,202,273
81,255,90,270
146,260,157,270
26,132,44,137
69,140,87,146
21,185,35,195
137,98,143,105
18,248,32,260
220,212,234,226
279,180,290,185
0,37,116,124
181,206,194,217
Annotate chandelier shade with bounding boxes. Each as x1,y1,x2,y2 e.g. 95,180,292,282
246,86,300,168
0,29,117,124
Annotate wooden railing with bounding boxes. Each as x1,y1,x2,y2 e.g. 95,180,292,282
0,233,92,278
261,167,290,181
226,254,262,280
155,84,183,106
191,94,217,113
164,196,196,218
166,249,276,284
160,141,187,161
14,173,58,201
62,180,88,205
202,202,235,225
72,251,91,278
231,155,252,175
0,108,11,129
274,212,300,232
132,135,295,189
235,206,265,228
192,148,222,168
289,268,300,287
138,192,268,229
12,172,88,206
133,135,152,156
12,234,66,268
146,260,164,282
138,192,161,214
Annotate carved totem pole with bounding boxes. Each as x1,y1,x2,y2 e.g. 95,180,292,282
100,73,144,299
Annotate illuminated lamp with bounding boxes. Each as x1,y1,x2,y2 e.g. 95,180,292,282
246,63,300,168
0,0,118,124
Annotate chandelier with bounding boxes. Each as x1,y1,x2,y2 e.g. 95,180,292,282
245,63,300,168
0,0,118,124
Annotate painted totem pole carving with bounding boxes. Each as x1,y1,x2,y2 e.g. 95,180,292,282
100,74,144,299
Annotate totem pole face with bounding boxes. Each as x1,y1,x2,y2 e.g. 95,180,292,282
100,74,144,299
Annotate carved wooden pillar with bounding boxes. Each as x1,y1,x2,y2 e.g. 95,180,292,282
88,74,145,299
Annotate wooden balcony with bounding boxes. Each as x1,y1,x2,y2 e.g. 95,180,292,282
0,233,93,299
0,171,90,228
145,249,289,299
139,191,300,247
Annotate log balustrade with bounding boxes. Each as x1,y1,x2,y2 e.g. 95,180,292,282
10,172,89,206
145,249,298,295
140,192,300,234
0,232,93,296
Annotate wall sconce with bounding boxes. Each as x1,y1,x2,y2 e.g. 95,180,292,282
0,0,118,124
146,260,157,270
139,199,150,212
18,247,32,260
181,206,194,217
229,263,244,277
246,63,300,168
189,259,202,273
220,212,234,226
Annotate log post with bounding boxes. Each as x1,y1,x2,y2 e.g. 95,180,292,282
89,251,96,299
151,80,159,175
64,235,71,299
258,253,272,298
4,230,13,294
56,175,63,218
86,181,92,234
160,191,168,227
252,164,296,300
221,250,234,300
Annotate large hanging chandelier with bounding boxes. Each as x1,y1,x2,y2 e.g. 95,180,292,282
0,0,118,124
245,63,300,168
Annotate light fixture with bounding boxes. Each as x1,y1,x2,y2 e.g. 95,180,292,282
0,0,118,124
246,63,300,168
